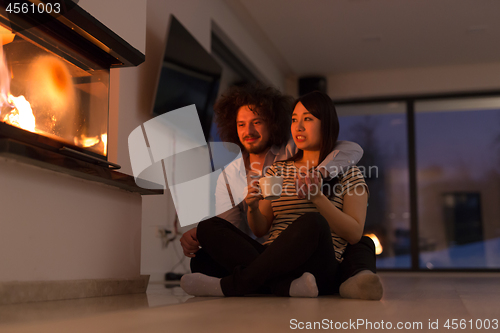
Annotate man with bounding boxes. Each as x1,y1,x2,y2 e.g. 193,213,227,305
180,84,382,300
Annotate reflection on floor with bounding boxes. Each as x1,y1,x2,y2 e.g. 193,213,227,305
1,272,499,332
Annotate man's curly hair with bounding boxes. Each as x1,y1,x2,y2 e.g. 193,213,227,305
214,83,293,150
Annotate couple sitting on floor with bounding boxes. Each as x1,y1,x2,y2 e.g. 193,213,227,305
179,84,383,299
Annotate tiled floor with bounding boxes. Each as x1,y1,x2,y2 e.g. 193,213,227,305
1,272,499,332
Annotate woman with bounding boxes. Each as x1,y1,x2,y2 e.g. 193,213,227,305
181,91,369,297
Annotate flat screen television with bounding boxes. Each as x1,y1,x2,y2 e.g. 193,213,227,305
152,15,222,140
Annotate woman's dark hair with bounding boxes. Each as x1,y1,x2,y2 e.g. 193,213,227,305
214,83,293,150
290,90,339,165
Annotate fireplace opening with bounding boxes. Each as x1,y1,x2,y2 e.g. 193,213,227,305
0,1,144,169
0,27,109,158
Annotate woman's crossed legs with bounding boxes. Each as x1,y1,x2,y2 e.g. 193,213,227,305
183,212,338,297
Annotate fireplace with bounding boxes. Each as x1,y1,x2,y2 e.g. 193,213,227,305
0,1,158,306
0,0,144,169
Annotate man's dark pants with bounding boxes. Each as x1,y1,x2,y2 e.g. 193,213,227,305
190,216,377,295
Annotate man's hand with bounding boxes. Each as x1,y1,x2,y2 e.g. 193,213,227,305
295,171,323,201
244,179,263,210
180,227,200,258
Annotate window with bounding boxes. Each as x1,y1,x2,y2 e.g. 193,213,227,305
337,102,411,268
336,94,500,270
415,97,500,269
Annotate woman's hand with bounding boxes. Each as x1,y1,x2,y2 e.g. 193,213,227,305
295,171,323,202
244,179,263,210
246,179,273,237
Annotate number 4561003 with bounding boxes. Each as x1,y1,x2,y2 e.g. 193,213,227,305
444,319,499,330
6,2,61,14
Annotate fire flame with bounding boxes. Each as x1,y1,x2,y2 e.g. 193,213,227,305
0,33,11,109
0,36,36,134
0,25,15,45
3,94,36,132
101,134,107,153
365,233,383,255
80,135,100,147
74,134,108,151
0,37,108,156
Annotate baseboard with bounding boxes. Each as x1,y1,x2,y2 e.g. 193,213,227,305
0,275,150,305
146,272,166,283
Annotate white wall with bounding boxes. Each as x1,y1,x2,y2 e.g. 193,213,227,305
84,0,287,281
78,0,147,54
327,62,500,100
0,159,142,281
112,0,286,176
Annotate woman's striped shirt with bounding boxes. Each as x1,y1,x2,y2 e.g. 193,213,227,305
262,161,368,262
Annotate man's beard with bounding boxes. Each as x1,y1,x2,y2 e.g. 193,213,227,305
243,139,270,154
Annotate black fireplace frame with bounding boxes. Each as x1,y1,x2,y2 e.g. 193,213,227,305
0,1,161,195
0,0,145,168
0,0,144,69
